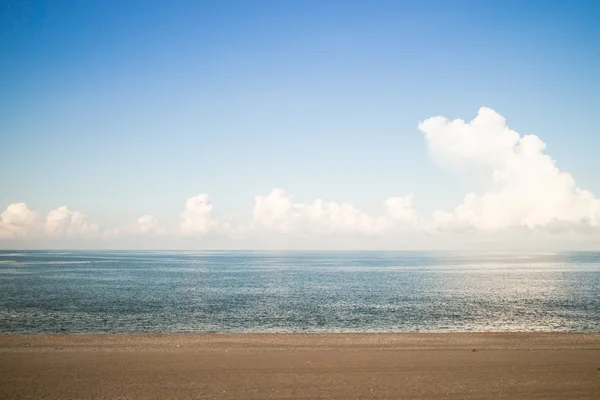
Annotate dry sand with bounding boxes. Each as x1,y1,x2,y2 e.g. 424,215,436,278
1,333,600,399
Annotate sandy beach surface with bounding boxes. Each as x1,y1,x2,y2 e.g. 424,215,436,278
1,333,600,399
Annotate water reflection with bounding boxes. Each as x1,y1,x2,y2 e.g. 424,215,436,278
0,250,599,333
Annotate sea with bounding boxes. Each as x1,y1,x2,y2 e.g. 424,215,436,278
1,250,599,334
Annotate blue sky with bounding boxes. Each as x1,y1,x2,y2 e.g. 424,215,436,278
1,1,599,249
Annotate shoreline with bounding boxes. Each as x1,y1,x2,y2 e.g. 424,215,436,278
3,331,600,349
2,333,600,399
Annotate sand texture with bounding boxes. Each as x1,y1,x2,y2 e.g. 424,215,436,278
2,333,600,399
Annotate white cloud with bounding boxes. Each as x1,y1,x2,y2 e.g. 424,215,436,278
0,203,41,239
420,107,521,169
1,107,598,248
253,188,393,235
421,107,600,232
45,206,99,238
0,204,100,240
180,194,218,235
384,194,420,224
136,214,160,233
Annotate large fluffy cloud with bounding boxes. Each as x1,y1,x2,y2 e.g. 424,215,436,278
179,194,219,235
384,194,421,225
0,203,41,239
0,204,100,239
45,206,99,237
421,107,600,232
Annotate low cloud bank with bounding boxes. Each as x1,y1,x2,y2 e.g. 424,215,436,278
2,108,598,247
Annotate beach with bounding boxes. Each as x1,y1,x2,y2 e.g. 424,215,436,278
2,333,600,399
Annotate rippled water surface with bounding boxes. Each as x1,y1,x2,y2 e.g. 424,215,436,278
1,250,599,333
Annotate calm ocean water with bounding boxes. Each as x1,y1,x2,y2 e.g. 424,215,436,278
1,250,599,333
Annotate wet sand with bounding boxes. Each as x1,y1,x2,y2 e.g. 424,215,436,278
1,333,600,399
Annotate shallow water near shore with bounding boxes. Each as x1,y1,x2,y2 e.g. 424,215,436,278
1,250,599,333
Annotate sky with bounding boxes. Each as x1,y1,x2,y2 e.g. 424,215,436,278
1,0,599,250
